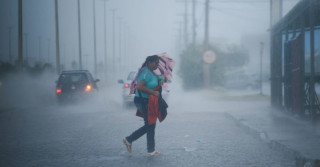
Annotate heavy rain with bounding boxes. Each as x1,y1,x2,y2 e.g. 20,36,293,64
1,0,320,167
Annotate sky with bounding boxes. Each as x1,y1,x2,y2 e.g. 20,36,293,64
0,0,300,78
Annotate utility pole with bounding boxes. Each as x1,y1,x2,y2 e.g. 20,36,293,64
192,0,196,49
118,18,122,77
47,39,50,64
24,33,29,64
18,0,23,69
203,0,210,88
204,0,209,50
176,0,191,50
77,0,83,70
103,0,108,78
93,0,97,76
55,0,61,74
38,36,41,62
8,27,13,64
260,42,264,95
124,24,128,73
184,0,189,47
112,9,116,74
179,22,183,54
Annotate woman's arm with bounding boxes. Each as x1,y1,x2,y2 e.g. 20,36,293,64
136,80,159,97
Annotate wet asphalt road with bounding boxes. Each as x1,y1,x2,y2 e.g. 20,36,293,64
0,88,295,167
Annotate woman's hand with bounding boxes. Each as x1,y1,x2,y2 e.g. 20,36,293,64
136,80,159,97
153,91,160,97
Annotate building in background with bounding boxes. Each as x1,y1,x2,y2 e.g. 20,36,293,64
270,0,320,122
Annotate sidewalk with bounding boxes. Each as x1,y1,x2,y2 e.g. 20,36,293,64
219,93,320,167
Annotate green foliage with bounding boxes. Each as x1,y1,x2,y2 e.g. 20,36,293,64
222,44,249,70
179,46,203,89
179,43,249,89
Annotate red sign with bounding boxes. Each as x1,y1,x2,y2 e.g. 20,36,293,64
202,50,216,64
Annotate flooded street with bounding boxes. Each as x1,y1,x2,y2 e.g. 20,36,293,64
0,74,295,167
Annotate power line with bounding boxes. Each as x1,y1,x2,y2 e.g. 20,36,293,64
211,7,267,24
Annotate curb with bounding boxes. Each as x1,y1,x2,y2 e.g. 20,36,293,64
224,112,320,167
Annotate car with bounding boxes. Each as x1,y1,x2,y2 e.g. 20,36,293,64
118,71,170,108
55,70,99,104
161,82,170,100
224,73,261,90
118,71,136,108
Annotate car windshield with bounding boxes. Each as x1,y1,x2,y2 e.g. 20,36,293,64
127,72,136,81
59,73,88,84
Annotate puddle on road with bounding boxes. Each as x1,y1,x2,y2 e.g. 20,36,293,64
184,147,197,152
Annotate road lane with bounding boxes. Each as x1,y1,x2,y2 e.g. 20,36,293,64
0,88,295,166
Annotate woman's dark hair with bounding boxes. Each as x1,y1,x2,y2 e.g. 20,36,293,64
142,55,159,67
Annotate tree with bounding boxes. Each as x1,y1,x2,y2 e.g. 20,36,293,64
179,43,249,89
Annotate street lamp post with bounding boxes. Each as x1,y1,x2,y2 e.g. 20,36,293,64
55,0,61,74
38,36,42,62
203,0,210,88
103,0,108,78
24,33,29,64
260,42,264,95
118,17,122,77
47,39,50,64
93,0,97,76
192,0,196,49
78,0,83,70
112,9,116,75
8,27,13,64
18,0,23,69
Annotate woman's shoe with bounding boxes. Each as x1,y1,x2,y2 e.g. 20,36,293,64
123,138,132,153
147,151,161,156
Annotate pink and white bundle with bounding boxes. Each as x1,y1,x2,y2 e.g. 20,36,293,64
130,52,175,95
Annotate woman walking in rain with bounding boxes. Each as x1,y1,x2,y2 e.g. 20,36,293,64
123,55,163,156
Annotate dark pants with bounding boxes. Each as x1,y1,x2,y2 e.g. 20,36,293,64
126,96,156,153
